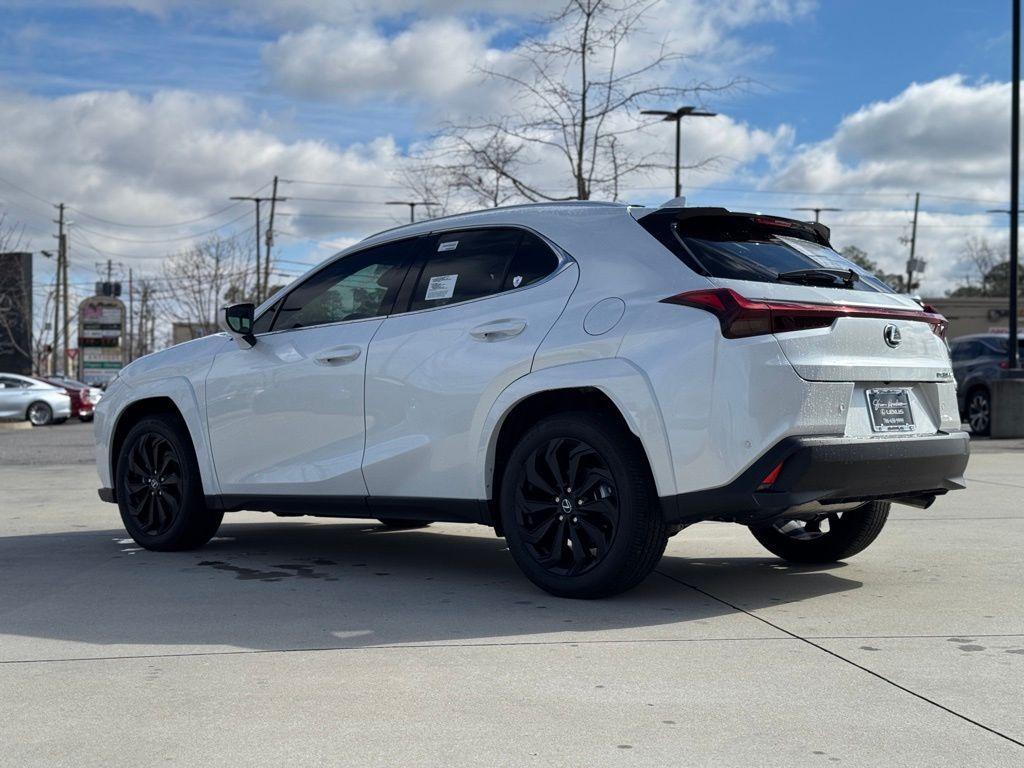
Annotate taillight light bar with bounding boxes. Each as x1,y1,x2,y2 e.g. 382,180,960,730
661,288,948,339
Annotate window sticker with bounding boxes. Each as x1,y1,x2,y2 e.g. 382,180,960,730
425,274,458,300
437,240,459,252
776,235,855,272
512,275,523,288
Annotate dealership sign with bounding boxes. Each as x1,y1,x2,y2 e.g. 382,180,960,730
78,297,125,384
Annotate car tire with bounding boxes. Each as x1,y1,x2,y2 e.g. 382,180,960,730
53,417,68,425
499,412,668,599
27,401,53,426
115,414,223,551
376,519,431,529
79,415,94,423
749,501,890,563
965,386,992,436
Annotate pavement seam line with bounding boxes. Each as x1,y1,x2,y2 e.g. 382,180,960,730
655,569,1024,750
0,635,793,665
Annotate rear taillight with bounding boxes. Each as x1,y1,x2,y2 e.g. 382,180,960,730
661,288,948,340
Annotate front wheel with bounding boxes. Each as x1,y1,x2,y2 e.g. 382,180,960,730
27,401,53,426
115,414,223,551
499,412,668,599
749,501,890,563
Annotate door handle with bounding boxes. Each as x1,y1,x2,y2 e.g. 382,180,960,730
314,345,362,365
470,319,528,342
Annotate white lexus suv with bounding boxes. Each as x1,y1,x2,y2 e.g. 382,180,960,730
95,202,969,598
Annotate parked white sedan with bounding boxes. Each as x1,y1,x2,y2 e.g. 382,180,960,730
0,373,72,426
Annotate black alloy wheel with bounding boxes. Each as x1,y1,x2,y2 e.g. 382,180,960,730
514,437,619,577
116,414,223,551
123,432,183,537
749,501,891,563
500,412,668,599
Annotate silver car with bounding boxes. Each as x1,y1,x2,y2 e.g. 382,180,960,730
0,373,73,426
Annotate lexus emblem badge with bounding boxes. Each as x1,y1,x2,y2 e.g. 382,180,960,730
883,324,901,348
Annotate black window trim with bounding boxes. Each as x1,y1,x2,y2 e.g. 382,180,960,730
391,223,572,317
248,223,570,338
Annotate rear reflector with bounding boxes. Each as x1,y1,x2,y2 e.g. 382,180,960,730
661,288,948,339
758,461,785,490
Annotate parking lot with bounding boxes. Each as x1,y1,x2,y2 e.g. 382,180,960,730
1,421,1022,766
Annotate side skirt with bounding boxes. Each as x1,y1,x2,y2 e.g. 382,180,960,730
205,494,491,525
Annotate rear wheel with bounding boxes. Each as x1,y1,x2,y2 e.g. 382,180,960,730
749,501,890,563
376,519,431,529
115,414,223,551
500,413,668,599
966,387,991,436
27,401,53,426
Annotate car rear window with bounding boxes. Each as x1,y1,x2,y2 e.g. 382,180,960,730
639,212,893,293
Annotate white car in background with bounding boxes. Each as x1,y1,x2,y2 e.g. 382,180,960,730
94,202,969,598
0,373,72,426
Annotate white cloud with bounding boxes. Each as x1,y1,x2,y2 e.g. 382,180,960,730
0,89,409,272
263,19,504,104
763,75,1012,295
771,76,1009,201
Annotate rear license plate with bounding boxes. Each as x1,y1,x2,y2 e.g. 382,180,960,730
866,388,915,433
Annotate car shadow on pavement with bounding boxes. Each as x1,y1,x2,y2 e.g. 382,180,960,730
0,520,861,657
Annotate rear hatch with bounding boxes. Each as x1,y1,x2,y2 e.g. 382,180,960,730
638,207,951,383
639,208,956,437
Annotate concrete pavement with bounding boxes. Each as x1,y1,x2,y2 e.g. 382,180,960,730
1,422,1022,766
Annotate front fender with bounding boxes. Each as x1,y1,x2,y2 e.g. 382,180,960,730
477,358,676,500
96,375,219,496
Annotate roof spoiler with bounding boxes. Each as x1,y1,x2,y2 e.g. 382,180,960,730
635,204,832,245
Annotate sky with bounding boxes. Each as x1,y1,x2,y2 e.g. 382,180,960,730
0,0,1016,305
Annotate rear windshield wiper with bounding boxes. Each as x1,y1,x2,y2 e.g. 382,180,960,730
776,268,859,288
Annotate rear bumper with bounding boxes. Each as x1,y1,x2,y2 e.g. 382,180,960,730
661,431,970,525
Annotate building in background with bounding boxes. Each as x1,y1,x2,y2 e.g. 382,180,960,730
924,297,1024,339
0,252,33,375
171,322,214,346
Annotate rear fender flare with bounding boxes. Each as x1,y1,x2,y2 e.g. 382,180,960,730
478,358,676,499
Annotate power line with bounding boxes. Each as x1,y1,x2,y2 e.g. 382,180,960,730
71,209,254,244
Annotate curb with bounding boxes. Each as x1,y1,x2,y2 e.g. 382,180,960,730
0,420,32,431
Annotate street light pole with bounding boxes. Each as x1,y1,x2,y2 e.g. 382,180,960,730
1010,0,1021,369
386,201,437,223
641,106,717,199
792,206,841,224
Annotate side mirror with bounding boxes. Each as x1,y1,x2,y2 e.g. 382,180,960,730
220,303,256,348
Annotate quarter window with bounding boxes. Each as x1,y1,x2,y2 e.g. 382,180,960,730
272,239,415,331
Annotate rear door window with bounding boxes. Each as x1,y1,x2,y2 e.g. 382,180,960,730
409,228,523,312
639,212,893,293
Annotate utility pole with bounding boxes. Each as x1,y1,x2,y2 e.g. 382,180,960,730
792,206,841,224
905,192,921,294
386,200,437,223
264,176,282,299
52,203,69,375
640,106,718,198
127,268,134,364
50,210,62,374
231,185,288,304
1011,0,1021,369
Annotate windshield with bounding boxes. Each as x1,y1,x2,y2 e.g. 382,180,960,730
640,213,893,293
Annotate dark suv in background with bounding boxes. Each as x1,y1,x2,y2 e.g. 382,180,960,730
949,334,1024,435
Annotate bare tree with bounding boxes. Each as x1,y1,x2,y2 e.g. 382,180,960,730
402,128,526,215
155,235,257,339
456,0,732,201
952,236,1002,295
